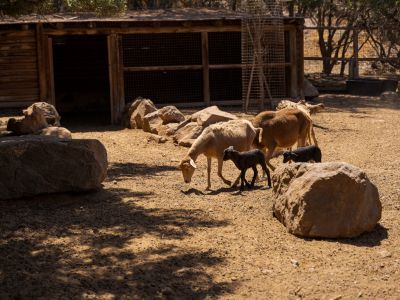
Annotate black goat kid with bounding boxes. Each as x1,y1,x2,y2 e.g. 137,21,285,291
223,146,272,191
282,145,322,163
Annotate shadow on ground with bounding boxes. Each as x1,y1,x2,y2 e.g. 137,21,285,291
0,187,233,299
107,162,178,182
318,94,400,113
302,224,388,247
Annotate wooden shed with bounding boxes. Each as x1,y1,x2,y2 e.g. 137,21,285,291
0,9,304,124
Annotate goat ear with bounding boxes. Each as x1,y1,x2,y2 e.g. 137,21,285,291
189,159,197,169
292,153,299,158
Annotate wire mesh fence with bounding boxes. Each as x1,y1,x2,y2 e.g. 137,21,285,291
241,0,286,112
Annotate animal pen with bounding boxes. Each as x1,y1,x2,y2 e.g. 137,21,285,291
0,9,304,124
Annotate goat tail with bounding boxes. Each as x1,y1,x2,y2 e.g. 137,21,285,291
253,127,263,149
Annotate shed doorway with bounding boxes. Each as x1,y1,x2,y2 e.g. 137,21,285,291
52,35,111,125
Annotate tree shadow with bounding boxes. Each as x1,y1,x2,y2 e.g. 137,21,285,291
318,94,400,113
0,187,233,299
107,162,178,182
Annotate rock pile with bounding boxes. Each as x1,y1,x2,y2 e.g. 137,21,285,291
123,98,237,147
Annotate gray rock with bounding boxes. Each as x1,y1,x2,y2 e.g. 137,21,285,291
142,110,163,134
128,98,157,129
159,106,185,124
29,102,61,126
0,136,108,200
7,104,48,135
304,78,319,100
272,162,381,238
191,106,237,127
380,91,399,101
173,122,203,147
38,126,72,139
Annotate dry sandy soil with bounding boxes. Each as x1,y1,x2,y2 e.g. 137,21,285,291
0,94,399,299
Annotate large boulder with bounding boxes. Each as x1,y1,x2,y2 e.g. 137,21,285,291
191,106,237,127
128,98,157,129
272,162,381,238
159,106,185,124
0,136,108,200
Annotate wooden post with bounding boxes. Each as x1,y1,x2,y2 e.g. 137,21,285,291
36,23,47,101
289,27,298,99
46,37,56,106
117,35,125,116
108,33,124,124
297,24,305,99
201,32,210,106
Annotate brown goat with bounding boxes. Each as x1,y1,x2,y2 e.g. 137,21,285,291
251,108,315,170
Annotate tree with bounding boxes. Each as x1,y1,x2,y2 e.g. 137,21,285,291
357,0,400,69
294,0,359,75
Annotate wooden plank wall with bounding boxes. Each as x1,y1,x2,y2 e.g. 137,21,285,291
0,30,39,107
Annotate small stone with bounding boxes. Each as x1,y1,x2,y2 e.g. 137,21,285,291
231,277,237,281
113,180,117,185
291,259,299,267
358,291,363,298
378,250,392,258
330,296,342,300
261,268,272,275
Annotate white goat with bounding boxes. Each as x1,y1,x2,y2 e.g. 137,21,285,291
276,99,325,117
179,119,259,190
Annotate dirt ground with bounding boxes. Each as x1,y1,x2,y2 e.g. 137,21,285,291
0,94,399,299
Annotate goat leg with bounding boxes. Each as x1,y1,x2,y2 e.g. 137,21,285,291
217,158,231,186
260,161,272,188
240,170,246,191
250,166,258,188
264,148,276,171
206,157,212,190
242,169,251,189
232,174,241,187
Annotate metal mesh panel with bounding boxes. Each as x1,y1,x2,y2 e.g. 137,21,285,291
209,32,241,65
210,68,242,101
122,33,202,67
124,70,203,104
241,0,286,112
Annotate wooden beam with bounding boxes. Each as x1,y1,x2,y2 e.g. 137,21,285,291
123,63,291,73
36,23,47,101
43,24,298,36
201,32,210,106
124,65,203,72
